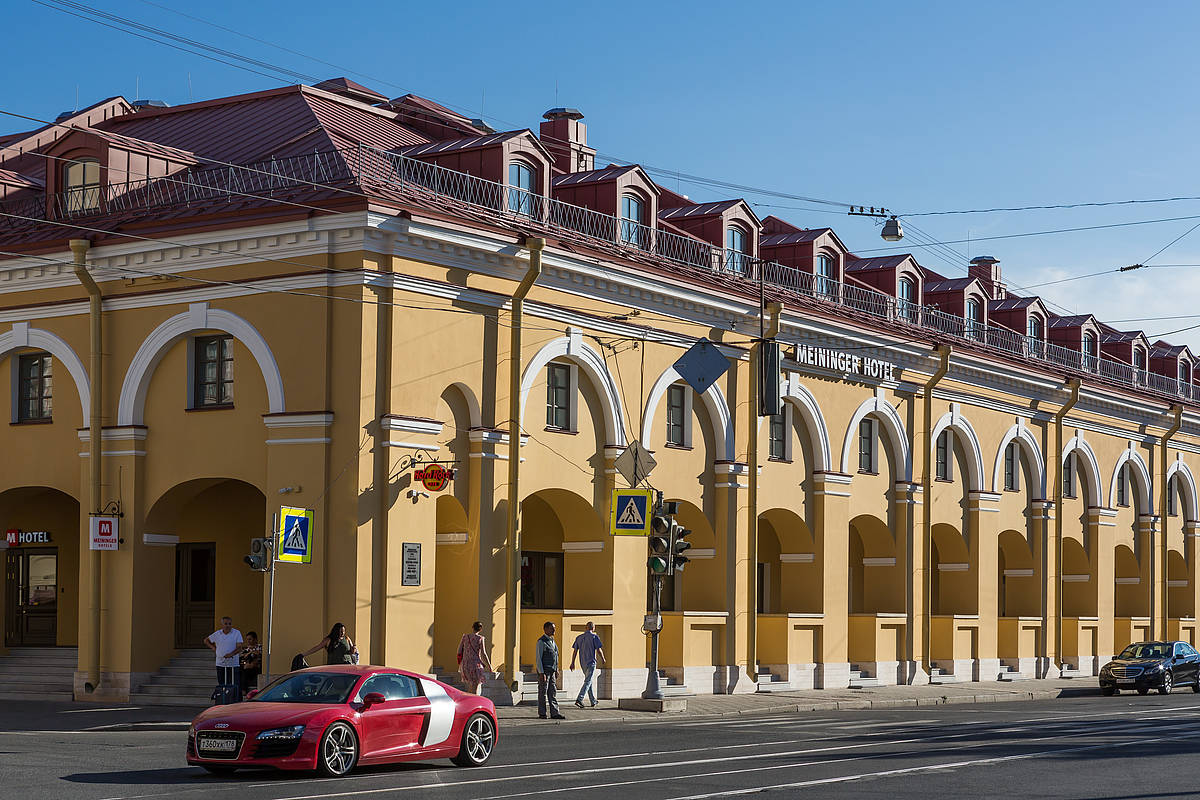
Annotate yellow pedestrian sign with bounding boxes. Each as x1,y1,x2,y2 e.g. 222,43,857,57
611,489,653,536
277,506,315,563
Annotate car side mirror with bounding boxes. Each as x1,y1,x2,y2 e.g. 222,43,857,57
362,692,385,707
246,689,258,699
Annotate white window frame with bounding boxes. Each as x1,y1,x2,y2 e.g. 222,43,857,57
1063,452,1076,499
936,429,954,481
664,382,693,448
767,402,792,462
545,360,578,432
1004,441,1020,492
858,418,877,473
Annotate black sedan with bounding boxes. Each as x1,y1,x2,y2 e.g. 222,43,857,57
1099,641,1200,695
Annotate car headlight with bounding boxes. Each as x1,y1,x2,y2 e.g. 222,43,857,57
256,725,306,740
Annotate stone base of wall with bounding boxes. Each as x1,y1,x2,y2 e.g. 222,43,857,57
935,658,980,681
817,661,851,689
73,670,146,702
977,658,1003,680
764,662,819,689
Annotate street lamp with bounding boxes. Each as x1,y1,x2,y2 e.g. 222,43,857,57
881,215,904,242
848,206,904,242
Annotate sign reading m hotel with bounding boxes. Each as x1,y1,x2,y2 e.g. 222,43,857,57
792,344,898,381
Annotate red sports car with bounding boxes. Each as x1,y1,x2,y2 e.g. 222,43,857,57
187,665,498,777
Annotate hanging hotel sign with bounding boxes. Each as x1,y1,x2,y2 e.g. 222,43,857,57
89,516,119,551
413,464,454,492
4,529,52,547
792,344,898,381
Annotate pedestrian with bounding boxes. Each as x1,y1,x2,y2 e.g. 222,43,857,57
535,621,566,720
239,631,263,694
203,616,243,691
302,622,359,665
569,621,606,708
456,621,493,695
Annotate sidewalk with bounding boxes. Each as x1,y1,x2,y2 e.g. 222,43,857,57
499,677,1101,725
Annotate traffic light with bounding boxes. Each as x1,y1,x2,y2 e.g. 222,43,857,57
647,515,670,575
758,339,782,417
244,537,272,571
670,525,693,573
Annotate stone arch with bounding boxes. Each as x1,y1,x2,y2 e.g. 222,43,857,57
992,420,1047,497
1109,445,1153,513
930,408,984,492
445,381,481,429
1062,432,1103,507
1166,457,1198,521
782,378,830,471
840,393,911,481
641,366,732,461
520,334,628,448
0,322,89,419
117,302,285,426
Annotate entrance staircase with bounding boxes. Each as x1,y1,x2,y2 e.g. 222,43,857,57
997,662,1031,681
0,647,77,701
848,665,881,688
130,649,217,707
929,666,961,684
756,667,793,693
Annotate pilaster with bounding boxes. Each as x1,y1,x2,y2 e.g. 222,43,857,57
1090,507,1117,662
812,471,852,687
1032,499,1057,678
969,490,1001,675
895,480,926,684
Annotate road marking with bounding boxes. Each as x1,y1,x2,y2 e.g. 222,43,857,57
60,706,143,714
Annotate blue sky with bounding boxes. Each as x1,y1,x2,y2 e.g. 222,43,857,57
9,0,1200,347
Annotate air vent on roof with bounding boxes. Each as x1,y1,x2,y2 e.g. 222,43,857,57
469,118,496,134
55,111,74,122
131,99,169,111
543,107,584,121
540,108,594,173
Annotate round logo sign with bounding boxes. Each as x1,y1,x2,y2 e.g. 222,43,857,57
414,464,453,492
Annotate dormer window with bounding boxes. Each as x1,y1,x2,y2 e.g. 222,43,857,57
1180,360,1191,386
63,157,100,215
965,298,983,341
1083,332,1098,369
620,193,644,246
507,160,535,216
726,225,749,273
898,277,917,321
814,253,836,298
1027,314,1044,357
1134,347,1146,381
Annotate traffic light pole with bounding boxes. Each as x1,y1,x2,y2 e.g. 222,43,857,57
265,518,277,686
643,573,664,700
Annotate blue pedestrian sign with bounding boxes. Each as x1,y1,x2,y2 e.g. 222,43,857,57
277,506,315,564
611,489,653,536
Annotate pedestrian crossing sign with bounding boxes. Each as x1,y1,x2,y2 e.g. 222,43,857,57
610,489,653,536
277,506,315,564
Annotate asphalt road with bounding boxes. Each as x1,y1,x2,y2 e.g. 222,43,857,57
4,694,1200,799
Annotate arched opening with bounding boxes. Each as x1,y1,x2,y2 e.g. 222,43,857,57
1114,545,1145,618
757,508,817,614
1168,550,1192,619
848,514,901,614
931,523,973,615
0,487,80,648
998,530,1037,617
1062,538,1095,617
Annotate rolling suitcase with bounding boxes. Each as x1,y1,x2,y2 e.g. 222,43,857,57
211,666,242,705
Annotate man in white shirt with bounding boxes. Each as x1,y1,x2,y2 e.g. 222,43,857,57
204,616,244,687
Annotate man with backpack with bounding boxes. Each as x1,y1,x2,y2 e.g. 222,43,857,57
534,621,566,720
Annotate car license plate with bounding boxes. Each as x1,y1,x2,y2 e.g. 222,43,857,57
1117,678,1136,684
199,737,238,752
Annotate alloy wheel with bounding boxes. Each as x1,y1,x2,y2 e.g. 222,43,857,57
321,723,358,776
1159,670,1173,695
465,715,494,763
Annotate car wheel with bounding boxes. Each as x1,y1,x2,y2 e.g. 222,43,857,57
1137,687,1150,695
451,712,496,767
201,765,236,775
1159,671,1173,695
317,722,359,777
1192,680,1200,694
1101,686,1115,696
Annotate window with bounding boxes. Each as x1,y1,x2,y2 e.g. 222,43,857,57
63,157,100,215
1116,465,1128,507
1168,476,1178,517
1180,361,1190,386
935,430,953,481
1027,314,1044,357
966,298,983,341
520,551,563,609
814,253,836,298
768,410,786,460
1134,347,1146,382
193,335,233,408
1083,332,1098,370
858,418,875,473
356,673,421,702
620,193,644,246
726,226,749,274
507,161,535,216
1063,453,1076,499
545,362,573,430
898,277,917,321
17,353,53,421
1004,442,1020,492
665,383,689,447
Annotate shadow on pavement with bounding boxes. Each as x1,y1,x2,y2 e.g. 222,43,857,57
63,761,445,786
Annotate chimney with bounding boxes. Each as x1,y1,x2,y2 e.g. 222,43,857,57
969,255,1005,299
540,108,595,173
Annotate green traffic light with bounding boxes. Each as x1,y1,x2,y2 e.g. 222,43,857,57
647,556,669,574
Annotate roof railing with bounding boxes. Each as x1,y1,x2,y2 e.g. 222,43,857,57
0,143,1196,403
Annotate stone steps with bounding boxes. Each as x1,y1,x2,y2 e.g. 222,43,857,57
130,649,225,707
0,647,77,699
756,668,793,693
848,666,881,688
929,667,961,684
998,665,1030,681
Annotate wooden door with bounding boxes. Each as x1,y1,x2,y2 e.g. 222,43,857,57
175,543,216,648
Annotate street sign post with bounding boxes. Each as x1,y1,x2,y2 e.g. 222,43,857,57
610,489,653,536
276,506,315,564
613,440,657,487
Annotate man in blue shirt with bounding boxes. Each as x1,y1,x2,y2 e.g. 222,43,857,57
534,621,565,720
569,620,606,708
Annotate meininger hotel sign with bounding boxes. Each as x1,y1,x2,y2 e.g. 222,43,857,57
793,344,898,381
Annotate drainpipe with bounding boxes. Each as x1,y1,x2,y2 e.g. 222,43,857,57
504,237,543,691
70,238,103,693
921,345,951,678
1158,404,1183,640
747,301,782,686
1053,378,1081,674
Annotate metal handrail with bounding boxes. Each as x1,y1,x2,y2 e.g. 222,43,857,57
1,142,1196,402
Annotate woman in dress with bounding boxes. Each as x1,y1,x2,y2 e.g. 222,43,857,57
456,621,492,694
303,622,359,665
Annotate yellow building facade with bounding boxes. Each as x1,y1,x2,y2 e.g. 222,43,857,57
0,83,1197,703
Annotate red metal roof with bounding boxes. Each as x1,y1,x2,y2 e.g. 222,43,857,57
760,229,831,246
552,165,640,186
845,255,912,271
659,199,745,219
1048,313,1097,328
923,277,979,293
398,130,534,158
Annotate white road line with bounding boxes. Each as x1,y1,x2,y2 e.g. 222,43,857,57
60,707,143,714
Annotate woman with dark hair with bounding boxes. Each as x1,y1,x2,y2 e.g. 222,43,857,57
456,621,492,694
302,622,359,665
